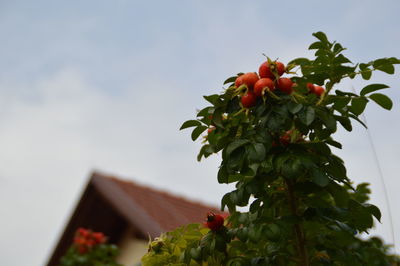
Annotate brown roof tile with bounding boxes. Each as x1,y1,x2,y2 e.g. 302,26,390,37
107,175,225,232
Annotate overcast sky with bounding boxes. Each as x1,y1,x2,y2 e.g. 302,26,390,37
0,1,399,265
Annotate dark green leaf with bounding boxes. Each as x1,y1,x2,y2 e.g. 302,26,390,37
348,113,368,129
299,106,315,126
360,84,389,96
334,54,352,64
332,96,351,111
217,165,228,183
247,143,266,162
350,97,368,115
287,102,303,114
326,139,342,149
369,93,393,110
311,168,330,187
361,69,372,80
373,58,396,74
333,43,345,54
349,199,374,231
376,63,395,74
197,106,215,117
224,76,237,85
212,108,225,128
197,144,214,161
203,94,220,105
309,41,323,50
180,120,201,130
327,182,349,207
226,139,250,157
335,115,352,131
288,57,311,66
221,193,235,212
316,108,337,132
313,31,329,43
191,125,207,141
364,203,382,222
388,57,400,64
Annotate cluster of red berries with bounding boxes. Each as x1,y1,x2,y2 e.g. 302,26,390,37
205,212,225,231
235,60,325,108
274,130,304,147
73,228,106,254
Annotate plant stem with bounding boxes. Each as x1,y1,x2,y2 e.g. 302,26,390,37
285,178,309,266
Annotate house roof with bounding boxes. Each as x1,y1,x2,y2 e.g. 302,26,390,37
108,174,223,232
47,171,224,266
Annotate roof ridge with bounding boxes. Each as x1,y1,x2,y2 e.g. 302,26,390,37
91,170,221,211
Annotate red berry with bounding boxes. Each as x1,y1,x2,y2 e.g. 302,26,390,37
206,212,224,231
241,92,257,108
254,78,275,97
235,72,259,90
259,61,285,79
306,83,315,93
276,61,285,76
277,78,294,94
314,86,325,96
279,134,291,146
207,126,215,134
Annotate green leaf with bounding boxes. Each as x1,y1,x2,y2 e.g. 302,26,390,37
332,96,351,111
350,97,368,115
349,199,374,231
348,113,368,129
287,102,303,114
327,182,349,207
225,139,250,158
361,69,372,80
197,144,214,161
326,139,342,149
364,203,382,222
360,84,389,96
221,193,235,212
334,54,352,64
299,106,315,126
288,57,310,66
373,59,395,74
309,41,323,50
224,76,237,85
197,106,215,117
333,43,345,54
191,125,207,141
359,63,372,80
335,115,352,131
313,31,329,43
369,93,393,110
180,120,201,130
212,108,225,128
203,94,220,105
247,143,266,162
311,168,329,187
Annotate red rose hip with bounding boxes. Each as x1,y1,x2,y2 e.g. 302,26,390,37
254,78,275,97
206,212,224,231
235,72,259,90
277,78,294,94
241,92,257,108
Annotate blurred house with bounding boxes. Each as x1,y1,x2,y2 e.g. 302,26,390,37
46,172,223,266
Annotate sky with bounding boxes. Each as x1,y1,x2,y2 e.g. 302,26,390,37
0,1,399,265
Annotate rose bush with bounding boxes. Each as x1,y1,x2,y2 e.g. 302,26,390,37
142,32,400,266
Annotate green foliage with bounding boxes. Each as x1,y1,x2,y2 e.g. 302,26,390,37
144,32,400,265
59,244,121,266
141,224,222,266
